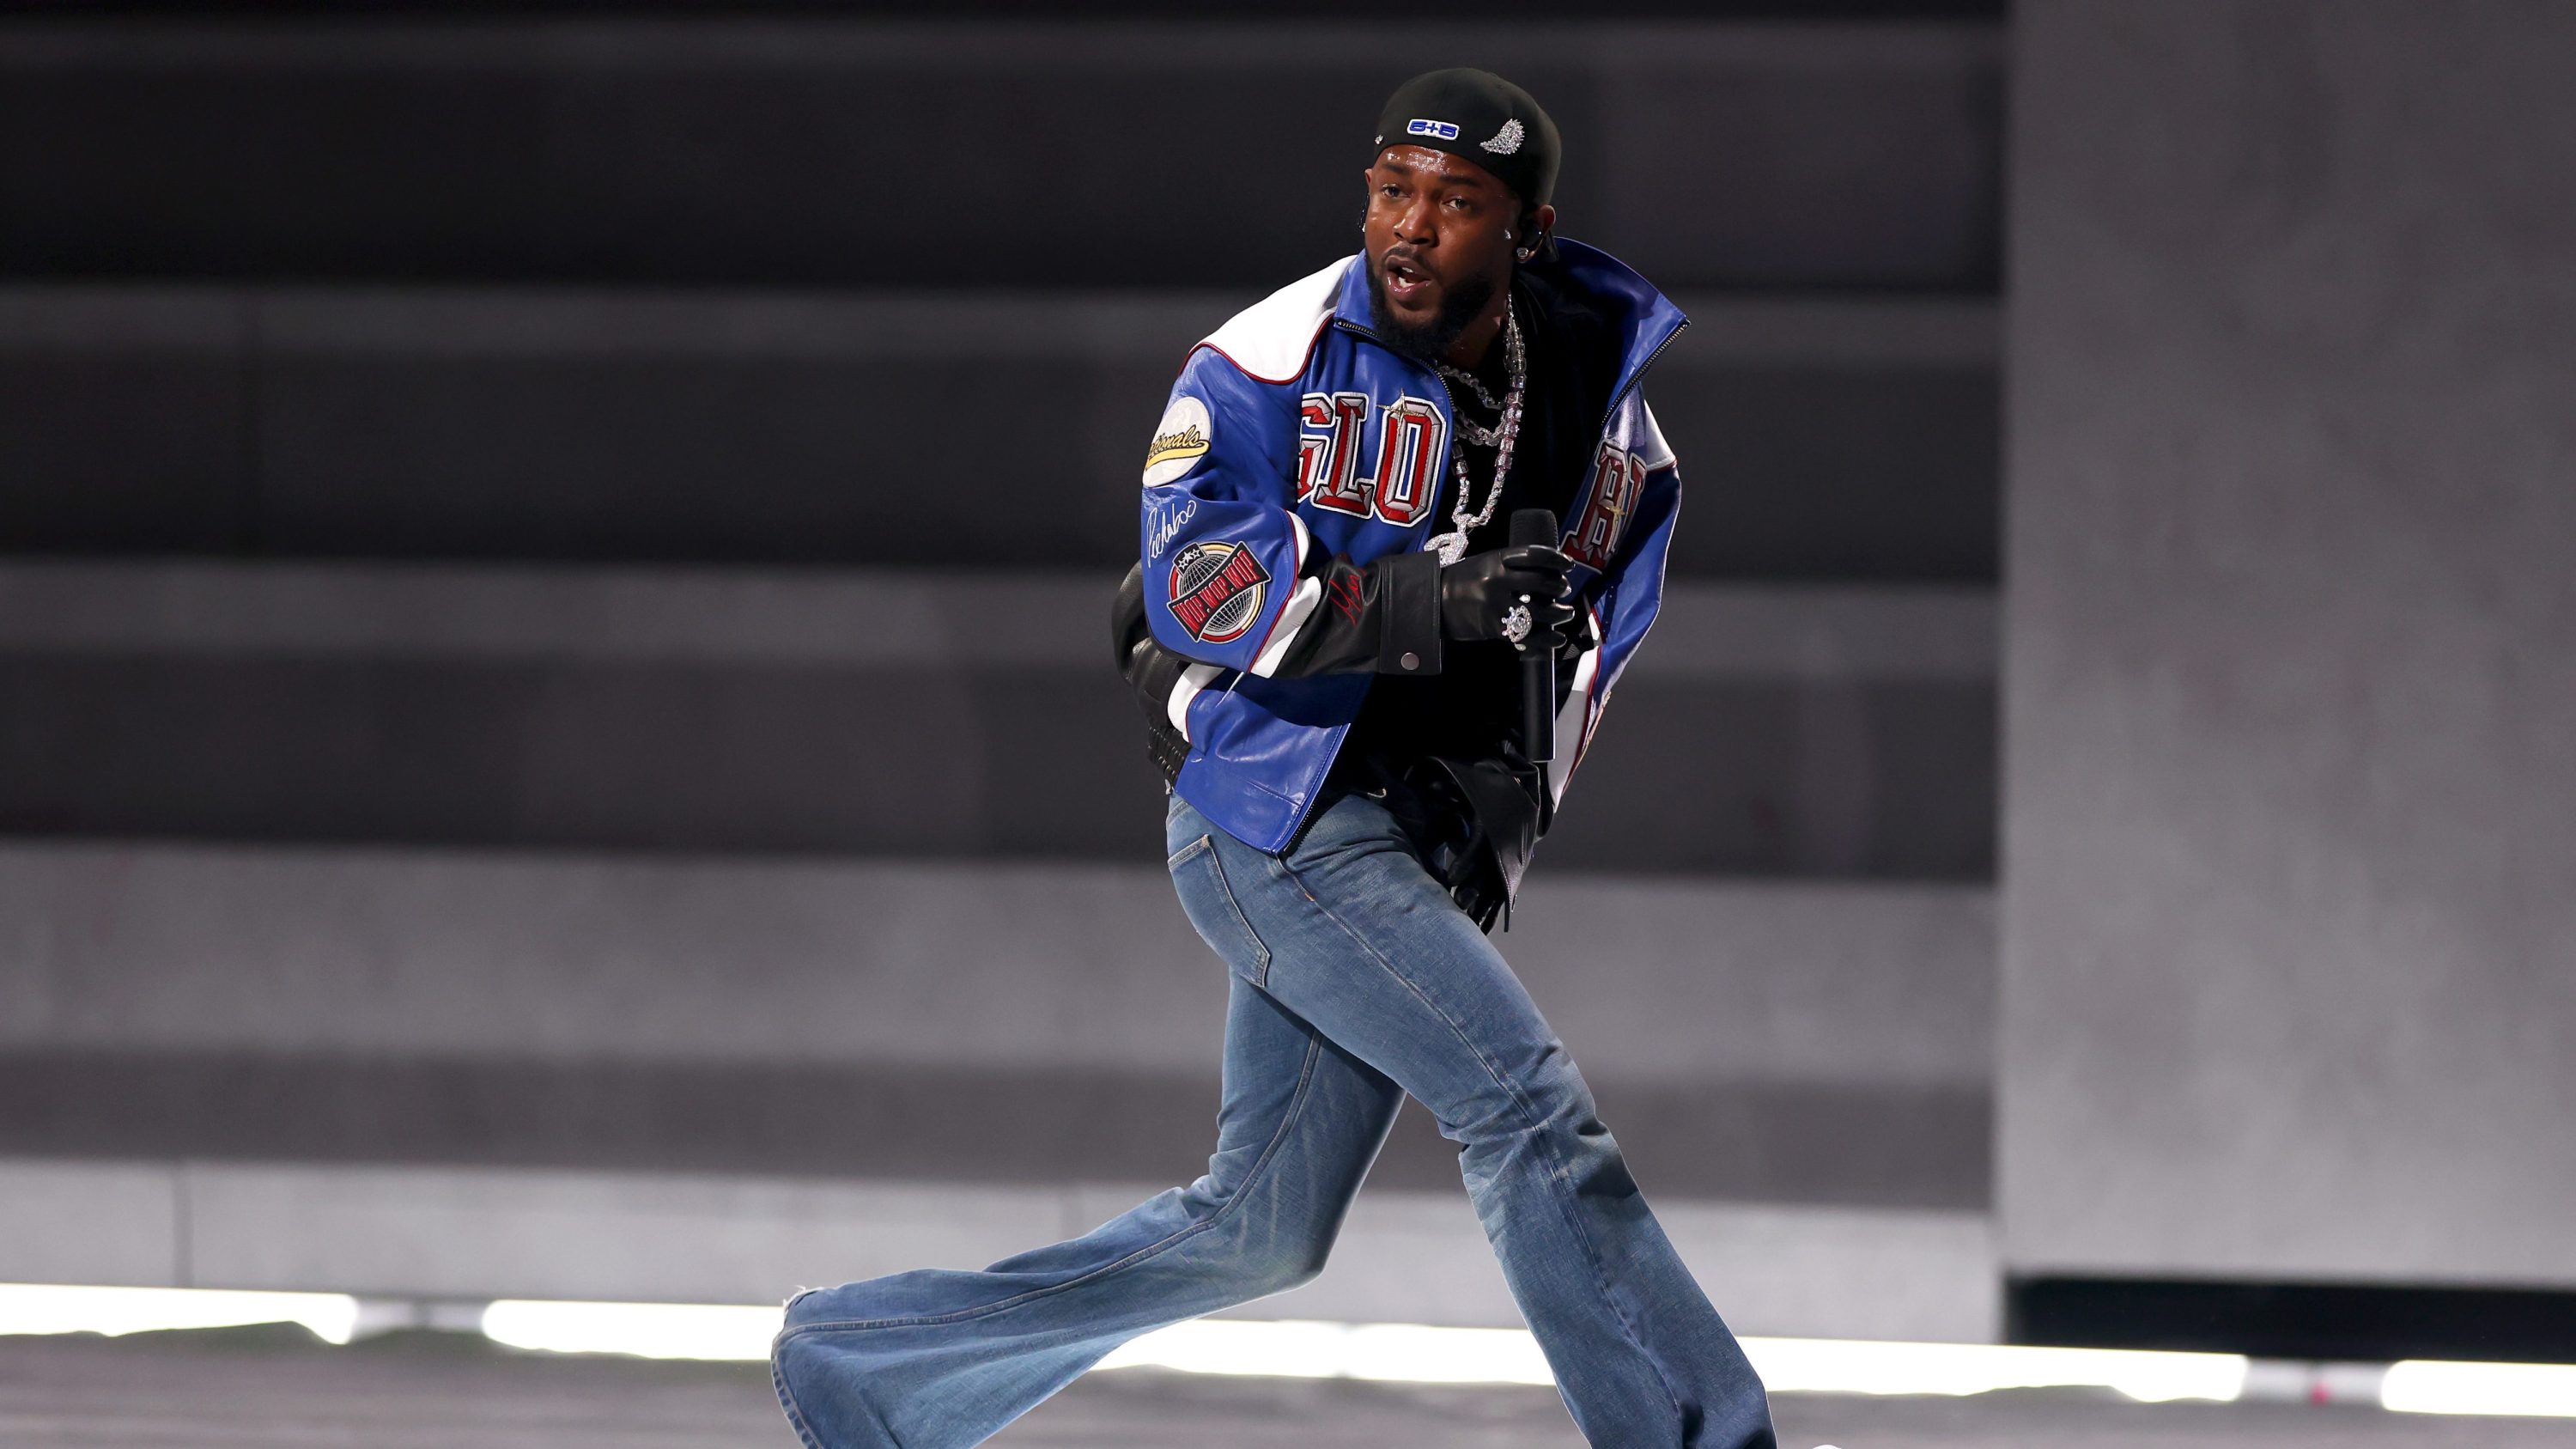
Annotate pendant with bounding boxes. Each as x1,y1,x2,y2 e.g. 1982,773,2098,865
1429,532,1467,566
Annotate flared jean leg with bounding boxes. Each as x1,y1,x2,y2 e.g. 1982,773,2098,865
1180,790,1778,1449
770,954,1405,1449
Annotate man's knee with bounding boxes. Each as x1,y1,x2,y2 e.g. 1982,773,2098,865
1450,1073,1636,1184
1221,1213,1334,1299
1444,1064,1597,1148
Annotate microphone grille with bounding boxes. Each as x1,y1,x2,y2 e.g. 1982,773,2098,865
1509,508,1558,549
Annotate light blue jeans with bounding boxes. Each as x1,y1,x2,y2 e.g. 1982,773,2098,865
770,788,1777,1449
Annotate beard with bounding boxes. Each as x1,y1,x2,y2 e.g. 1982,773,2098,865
1365,254,1499,363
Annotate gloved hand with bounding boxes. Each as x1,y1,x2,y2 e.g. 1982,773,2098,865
1438,543,1578,649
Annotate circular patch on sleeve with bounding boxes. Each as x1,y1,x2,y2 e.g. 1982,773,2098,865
1166,539,1268,643
1142,395,1214,487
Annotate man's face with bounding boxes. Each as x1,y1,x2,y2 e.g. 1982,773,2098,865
1360,145,1519,360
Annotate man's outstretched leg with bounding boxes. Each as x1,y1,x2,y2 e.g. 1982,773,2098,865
769,901,1404,1449
1176,789,1779,1449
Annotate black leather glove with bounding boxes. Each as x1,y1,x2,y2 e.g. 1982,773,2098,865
1110,562,1194,780
1438,544,1578,649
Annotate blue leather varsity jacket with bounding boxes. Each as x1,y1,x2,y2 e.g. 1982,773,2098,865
1136,238,1686,855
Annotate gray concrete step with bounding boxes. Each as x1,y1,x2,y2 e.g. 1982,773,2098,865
0,20,2002,291
0,286,1999,581
0,562,1996,876
0,840,1994,1209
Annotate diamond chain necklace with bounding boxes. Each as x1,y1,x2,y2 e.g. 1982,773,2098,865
1425,298,1526,566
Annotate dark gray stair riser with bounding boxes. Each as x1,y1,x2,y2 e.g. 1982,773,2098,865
0,318,1997,582
0,654,1994,878
0,1049,1991,1211
3,2,2008,17
0,24,2001,291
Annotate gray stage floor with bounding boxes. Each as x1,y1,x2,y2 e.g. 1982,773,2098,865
2,1330,2571,1448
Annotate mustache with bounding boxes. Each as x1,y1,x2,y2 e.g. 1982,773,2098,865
1364,257,1495,362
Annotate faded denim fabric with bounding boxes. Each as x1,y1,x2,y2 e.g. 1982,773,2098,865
769,789,1776,1449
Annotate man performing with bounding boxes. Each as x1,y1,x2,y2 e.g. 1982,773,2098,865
770,70,1777,1449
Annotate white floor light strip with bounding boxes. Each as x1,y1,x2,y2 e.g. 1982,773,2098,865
477,1299,2250,1402
1747,1336,2247,1403
1099,1318,1555,1384
0,1283,359,1345
1095,1319,2249,1403
11,1285,2576,1418
2383,1359,2576,1418
481,1298,787,1361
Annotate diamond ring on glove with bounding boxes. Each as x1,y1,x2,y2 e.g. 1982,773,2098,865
1500,602,1534,648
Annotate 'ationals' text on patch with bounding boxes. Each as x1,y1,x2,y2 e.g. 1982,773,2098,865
1143,395,1214,487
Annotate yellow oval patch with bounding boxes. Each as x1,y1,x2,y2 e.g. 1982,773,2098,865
1143,396,1214,486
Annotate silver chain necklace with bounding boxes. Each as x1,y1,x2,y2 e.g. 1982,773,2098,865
1437,352,1510,414
1424,299,1526,566
1446,398,1508,449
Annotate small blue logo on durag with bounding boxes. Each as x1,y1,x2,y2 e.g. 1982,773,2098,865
1405,118,1461,141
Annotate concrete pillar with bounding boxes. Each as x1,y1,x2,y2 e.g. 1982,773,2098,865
2002,1,2576,1284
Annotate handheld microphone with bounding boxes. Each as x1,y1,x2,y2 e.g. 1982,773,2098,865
1510,508,1559,764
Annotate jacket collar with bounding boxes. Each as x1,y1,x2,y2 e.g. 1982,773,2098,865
1328,237,1687,411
